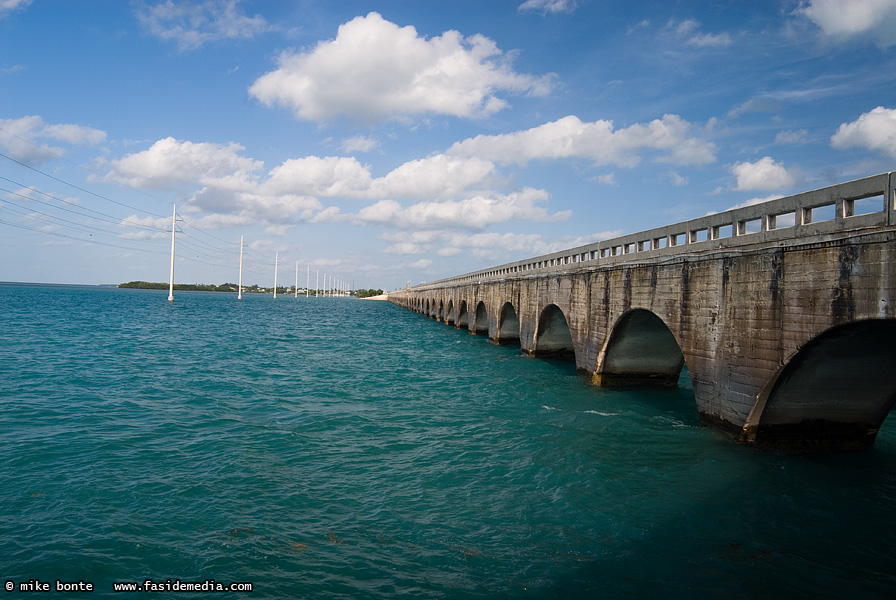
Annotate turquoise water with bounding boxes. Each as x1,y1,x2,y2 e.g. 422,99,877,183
1,284,895,599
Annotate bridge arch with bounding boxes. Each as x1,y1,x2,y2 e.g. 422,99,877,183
532,304,575,361
594,309,685,387
438,299,445,321
742,319,896,452
445,300,455,325
472,301,488,334
457,300,469,329
495,302,520,346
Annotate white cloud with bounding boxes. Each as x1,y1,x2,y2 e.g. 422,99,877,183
831,106,896,158
341,136,378,153
731,157,796,191
263,156,372,197
775,129,809,144
135,0,272,51
408,259,432,269
724,194,785,211
447,114,716,168
352,188,569,231
0,0,32,19
796,0,896,49
669,171,688,186
381,229,622,262
384,241,427,255
686,32,732,48
518,0,577,14
443,230,624,261
596,173,617,186
249,12,553,123
673,19,699,36
100,137,262,189
118,214,173,240
0,115,107,166
668,19,732,48
308,206,342,224
369,154,497,200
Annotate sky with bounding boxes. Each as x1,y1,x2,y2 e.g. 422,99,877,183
1,0,894,291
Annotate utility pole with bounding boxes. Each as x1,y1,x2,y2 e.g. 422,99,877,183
167,204,176,302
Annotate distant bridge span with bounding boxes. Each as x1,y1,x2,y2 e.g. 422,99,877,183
389,173,896,453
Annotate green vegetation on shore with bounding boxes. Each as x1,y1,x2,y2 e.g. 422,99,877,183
121,281,267,293
352,288,384,298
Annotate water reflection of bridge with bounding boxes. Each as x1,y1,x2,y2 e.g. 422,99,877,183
390,173,896,453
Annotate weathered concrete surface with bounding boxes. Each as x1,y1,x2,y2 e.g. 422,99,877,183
389,173,896,453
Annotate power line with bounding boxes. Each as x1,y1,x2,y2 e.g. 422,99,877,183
0,150,169,219
0,126,171,218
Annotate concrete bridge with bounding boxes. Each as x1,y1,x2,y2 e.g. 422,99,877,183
389,172,896,453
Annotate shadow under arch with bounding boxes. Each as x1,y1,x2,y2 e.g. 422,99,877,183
531,304,575,361
742,319,896,453
494,302,520,346
445,300,455,325
456,300,469,329
593,308,685,387
472,301,488,335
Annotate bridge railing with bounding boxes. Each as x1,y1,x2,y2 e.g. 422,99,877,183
406,171,895,290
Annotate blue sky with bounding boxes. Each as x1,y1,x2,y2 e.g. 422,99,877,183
1,0,894,290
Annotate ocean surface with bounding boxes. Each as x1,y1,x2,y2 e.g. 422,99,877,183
1,283,895,599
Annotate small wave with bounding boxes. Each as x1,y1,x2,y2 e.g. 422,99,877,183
543,406,618,417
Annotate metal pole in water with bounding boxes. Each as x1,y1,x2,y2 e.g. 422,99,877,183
273,251,278,299
238,235,243,300
295,262,298,298
168,204,175,302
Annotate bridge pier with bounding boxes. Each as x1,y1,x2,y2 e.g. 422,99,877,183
391,174,896,452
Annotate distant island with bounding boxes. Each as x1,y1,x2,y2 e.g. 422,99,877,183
120,281,250,292
119,281,383,298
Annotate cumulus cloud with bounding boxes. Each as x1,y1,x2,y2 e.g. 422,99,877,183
135,0,272,51
518,0,577,14
796,0,896,49
731,157,796,191
249,12,553,123
100,137,262,189
96,135,560,232
830,106,896,158
368,154,497,200
263,156,372,197
0,115,106,166
447,114,716,168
